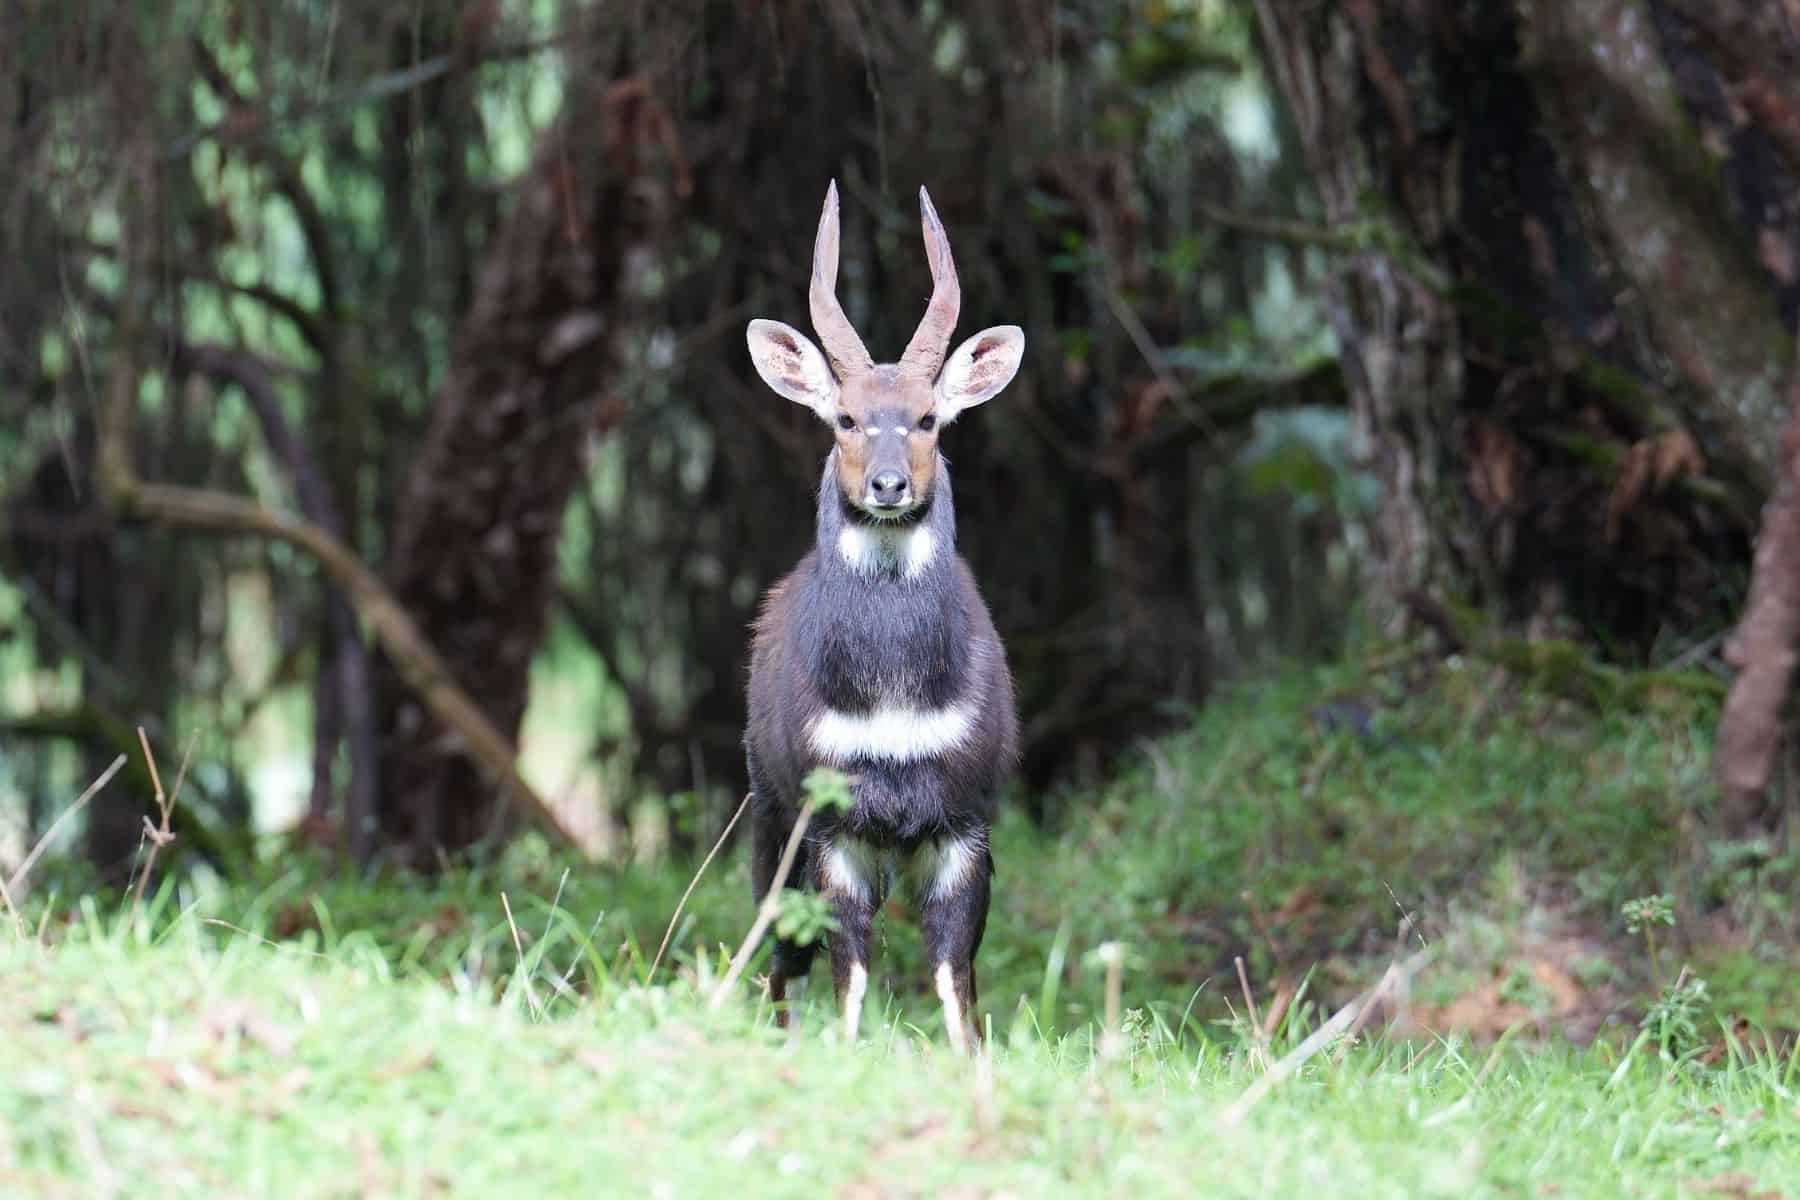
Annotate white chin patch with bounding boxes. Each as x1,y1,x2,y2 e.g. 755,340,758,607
837,523,937,580
808,701,975,764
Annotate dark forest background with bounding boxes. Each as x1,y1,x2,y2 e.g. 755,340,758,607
4,0,1800,883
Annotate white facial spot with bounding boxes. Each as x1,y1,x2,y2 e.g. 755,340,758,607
809,701,975,763
844,962,868,1040
866,427,883,437
914,833,985,904
892,426,907,436
935,961,968,1055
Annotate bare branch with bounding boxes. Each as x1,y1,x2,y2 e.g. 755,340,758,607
103,476,579,847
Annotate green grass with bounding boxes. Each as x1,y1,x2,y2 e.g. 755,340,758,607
2,911,1796,1197
5,656,1799,1196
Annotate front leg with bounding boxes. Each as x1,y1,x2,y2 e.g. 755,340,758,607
917,829,992,1054
817,836,878,1040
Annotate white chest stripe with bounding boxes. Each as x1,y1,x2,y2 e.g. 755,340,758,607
809,701,976,762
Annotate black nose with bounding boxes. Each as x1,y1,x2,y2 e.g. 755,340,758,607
869,471,909,506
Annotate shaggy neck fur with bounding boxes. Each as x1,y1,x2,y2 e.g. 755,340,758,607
792,450,968,712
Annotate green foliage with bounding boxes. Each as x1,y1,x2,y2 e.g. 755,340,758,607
774,891,839,948
800,767,855,815
1623,894,1676,936
1642,973,1712,1060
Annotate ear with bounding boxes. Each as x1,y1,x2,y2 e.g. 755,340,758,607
747,319,839,421
935,325,1024,423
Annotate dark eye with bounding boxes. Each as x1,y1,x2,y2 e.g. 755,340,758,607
837,414,856,432
917,413,937,432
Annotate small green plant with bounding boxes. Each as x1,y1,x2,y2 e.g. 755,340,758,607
775,891,840,947
1622,893,1709,1058
801,766,856,814
1621,893,1675,985
1641,970,1709,1058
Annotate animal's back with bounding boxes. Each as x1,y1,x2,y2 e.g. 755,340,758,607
745,550,815,814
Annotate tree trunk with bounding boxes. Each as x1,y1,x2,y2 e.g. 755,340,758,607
1254,0,1467,632
374,75,659,863
1254,0,1790,647
1717,337,1800,835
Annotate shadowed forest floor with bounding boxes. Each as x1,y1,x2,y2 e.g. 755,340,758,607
4,657,1799,1196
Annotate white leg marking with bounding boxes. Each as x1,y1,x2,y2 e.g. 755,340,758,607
935,961,968,1055
915,833,984,904
844,962,868,1040
809,701,975,763
820,840,878,906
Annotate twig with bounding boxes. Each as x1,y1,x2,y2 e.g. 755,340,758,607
708,801,819,1010
1234,955,1263,1036
1196,202,1362,250
1261,976,1297,1039
130,728,193,913
650,791,751,983
1219,949,1430,1128
0,861,21,937
5,755,128,899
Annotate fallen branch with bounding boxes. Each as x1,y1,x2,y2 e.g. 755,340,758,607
90,192,576,849
103,478,579,847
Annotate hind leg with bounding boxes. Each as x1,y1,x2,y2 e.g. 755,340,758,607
751,798,816,1029
917,828,992,1054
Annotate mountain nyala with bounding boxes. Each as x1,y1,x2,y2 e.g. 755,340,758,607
743,181,1023,1051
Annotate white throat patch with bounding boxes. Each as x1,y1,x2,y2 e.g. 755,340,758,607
837,522,938,580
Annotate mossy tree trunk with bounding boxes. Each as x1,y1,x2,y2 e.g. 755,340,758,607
1255,0,1794,649
372,71,660,864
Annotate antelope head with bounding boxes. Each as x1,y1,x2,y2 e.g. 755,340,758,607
746,181,1025,520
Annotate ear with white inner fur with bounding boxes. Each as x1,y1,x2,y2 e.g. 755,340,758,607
747,318,839,421
934,325,1025,424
